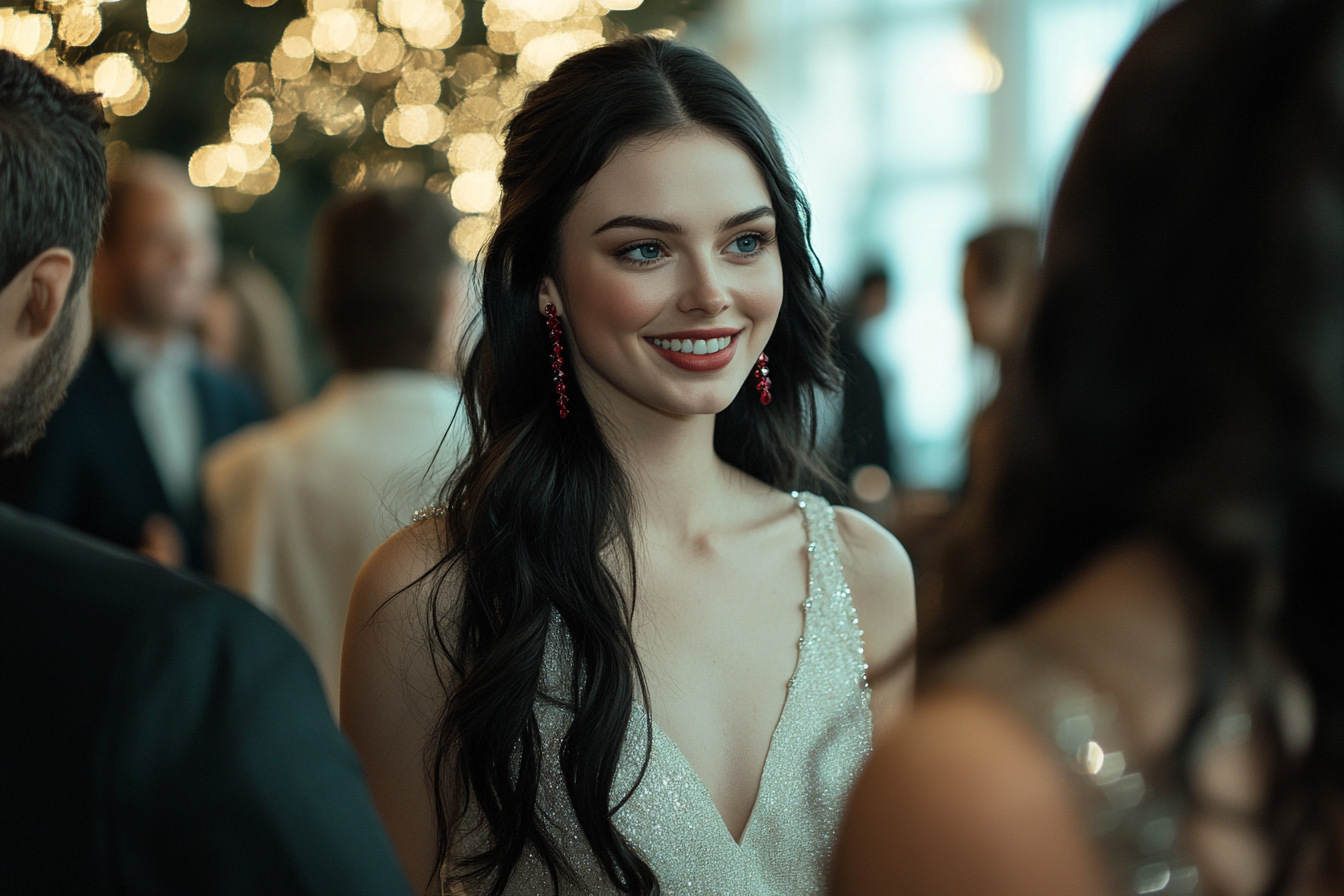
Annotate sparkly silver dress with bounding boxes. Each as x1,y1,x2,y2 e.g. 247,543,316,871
938,636,1202,896
446,491,872,895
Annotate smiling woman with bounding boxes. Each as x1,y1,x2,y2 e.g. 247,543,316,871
340,35,916,896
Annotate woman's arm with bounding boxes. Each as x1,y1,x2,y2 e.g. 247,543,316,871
833,507,917,730
341,520,454,896
831,691,1111,896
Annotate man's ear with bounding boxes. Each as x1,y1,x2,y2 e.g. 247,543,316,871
538,276,565,317
14,248,76,340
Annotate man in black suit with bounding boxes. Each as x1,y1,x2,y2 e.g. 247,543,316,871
0,151,265,571
0,51,410,895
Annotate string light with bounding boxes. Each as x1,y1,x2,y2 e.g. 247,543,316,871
0,1,188,121
195,0,646,258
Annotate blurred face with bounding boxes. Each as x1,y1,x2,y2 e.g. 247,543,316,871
962,260,1022,357
543,128,783,419
98,179,219,334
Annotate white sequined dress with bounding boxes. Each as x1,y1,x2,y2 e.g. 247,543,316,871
445,491,872,895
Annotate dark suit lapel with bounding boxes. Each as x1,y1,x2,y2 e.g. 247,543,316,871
87,341,175,514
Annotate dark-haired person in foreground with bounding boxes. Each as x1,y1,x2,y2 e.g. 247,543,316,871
0,50,410,895
833,0,1343,894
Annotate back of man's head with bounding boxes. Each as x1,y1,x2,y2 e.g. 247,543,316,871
0,50,107,298
0,50,108,456
311,188,459,373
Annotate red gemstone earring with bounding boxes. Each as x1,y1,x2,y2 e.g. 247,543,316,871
754,353,772,406
544,303,569,418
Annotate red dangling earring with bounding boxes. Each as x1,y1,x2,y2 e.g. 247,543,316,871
754,353,772,406
544,303,569,418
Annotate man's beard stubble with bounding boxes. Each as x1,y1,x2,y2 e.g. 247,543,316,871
0,296,81,458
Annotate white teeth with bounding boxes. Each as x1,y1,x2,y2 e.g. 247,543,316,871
652,336,733,353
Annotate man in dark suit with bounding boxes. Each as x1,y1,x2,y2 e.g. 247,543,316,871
0,50,410,895
0,151,264,571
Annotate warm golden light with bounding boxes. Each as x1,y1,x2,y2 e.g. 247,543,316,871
238,155,281,195
358,29,405,72
146,0,190,34
92,52,138,100
448,132,503,173
57,4,101,48
450,214,495,259
0,11,54,58
517,27,602,81
193,0,634,223
450,169,501,213
395,68,442,105
230,97,275,144
188,144,229,187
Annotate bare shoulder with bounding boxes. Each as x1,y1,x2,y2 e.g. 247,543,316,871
349,516,451,624
342,517,456,892
832,690,1110,896
831,505,916,673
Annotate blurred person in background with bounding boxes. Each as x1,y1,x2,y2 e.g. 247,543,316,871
955,226,1041,509
203,188,469,712
0,49,410,896
961,222,1040,406
199,252,309,416
0,151,265,570
834,265,895,498
833,0,1343,894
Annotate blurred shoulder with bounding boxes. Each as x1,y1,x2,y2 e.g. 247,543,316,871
830,503,916,671
832,689,1109,896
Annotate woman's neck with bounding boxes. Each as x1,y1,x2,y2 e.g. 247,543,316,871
587,384,749,545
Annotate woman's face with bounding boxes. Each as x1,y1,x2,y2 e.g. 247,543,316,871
541,128,783,420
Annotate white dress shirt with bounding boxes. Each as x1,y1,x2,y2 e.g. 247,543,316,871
202,370,466,712
103,330,203,513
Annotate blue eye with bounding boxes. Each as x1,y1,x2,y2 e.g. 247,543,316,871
734,235,760,253
635,244,660,260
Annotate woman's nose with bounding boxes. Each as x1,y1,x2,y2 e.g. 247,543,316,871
677,254,730,316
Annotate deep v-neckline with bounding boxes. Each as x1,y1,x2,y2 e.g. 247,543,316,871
630,495,819,849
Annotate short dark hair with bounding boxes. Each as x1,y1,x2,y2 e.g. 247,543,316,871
0,50,108,293
964,223,1039,291
310,188,458,372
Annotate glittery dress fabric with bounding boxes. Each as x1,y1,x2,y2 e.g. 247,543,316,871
448,491,872,895
937,636,1201,896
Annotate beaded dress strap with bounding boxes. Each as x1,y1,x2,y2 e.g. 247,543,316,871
411,503,448,523
791,491,870,694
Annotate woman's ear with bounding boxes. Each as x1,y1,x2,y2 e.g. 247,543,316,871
538,277,564,317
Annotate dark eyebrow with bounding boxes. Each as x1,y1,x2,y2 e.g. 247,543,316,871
719,206,774,231
593,215,684,236
591,206,775,237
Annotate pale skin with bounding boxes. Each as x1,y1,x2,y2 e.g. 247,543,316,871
342,128,916,892
833,541,1296,896
0,248,90,388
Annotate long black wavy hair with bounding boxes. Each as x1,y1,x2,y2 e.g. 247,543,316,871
422,36,839,896
929,0,1344,889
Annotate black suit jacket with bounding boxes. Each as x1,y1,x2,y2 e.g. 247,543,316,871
0,504,411,895
836,319,895,480
0,338,265,571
